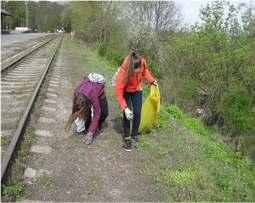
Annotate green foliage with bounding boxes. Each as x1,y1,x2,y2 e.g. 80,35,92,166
157,146,173,157
24,131,36,143
136,137,151,149
148,61,161,79
70,39,114,75
37,173,52,187
67,2,130,68
2,1,25,29
17,148,29,162
205,140,243,166
162,104,242,165
161,1,255,158
157,106,171,129
140,104,255,201
1,136,11,146
13,148,29,170
166,105,183,120
2,1,63,31
2,180,25,200
242,5,255,36
98,43,107,58
182,117,212,137
163,167,197,187
68,36,255,202
142,85,150,99
242,135,255,160
219,84,255,136
162,105,213,137
66,0,255,162
98,42,125,67
61,5,72,32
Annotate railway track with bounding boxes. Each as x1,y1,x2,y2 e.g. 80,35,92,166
1,34,63,183
1,34,57,72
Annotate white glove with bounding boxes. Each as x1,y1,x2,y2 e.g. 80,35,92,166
124,107,133,120
83,131,94,145
153,80,158,86
74,117,85,133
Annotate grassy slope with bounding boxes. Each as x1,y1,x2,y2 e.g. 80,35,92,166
69,39,255,202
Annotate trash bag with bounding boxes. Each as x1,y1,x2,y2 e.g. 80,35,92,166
139,85,160,133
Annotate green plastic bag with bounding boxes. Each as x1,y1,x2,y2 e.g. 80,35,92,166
139,85,160,133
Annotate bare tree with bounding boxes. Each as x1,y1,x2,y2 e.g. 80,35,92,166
127,1,181,33
120,1,181,67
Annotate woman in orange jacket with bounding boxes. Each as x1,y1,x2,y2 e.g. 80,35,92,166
115,51,157,151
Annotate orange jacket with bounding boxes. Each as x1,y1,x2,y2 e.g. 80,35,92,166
115,56,155,110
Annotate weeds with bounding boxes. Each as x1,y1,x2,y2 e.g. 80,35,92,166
162,167,198,201
157,146,173,157
2,130,36,200
166,105,212,137
136,137,151,150
24,131,36,143
37,172,53,187
1,136,11,146
14,148,29,168
162,167,197,187
1,179,25,200
142,104,255,201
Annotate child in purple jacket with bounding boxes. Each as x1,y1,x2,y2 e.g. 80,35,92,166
65,73,108,145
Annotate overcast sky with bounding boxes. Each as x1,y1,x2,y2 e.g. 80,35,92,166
52,0,255,26
176,0,254,25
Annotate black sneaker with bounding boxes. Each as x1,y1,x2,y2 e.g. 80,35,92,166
131,136,138,148
123,140,132,152
133,136,138,142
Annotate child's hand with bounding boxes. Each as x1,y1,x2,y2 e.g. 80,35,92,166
83,132,94,145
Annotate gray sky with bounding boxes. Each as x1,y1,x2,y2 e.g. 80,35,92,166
176,0,254,25
51,0,255,26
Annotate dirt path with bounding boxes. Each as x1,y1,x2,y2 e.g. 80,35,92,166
22,36,165,202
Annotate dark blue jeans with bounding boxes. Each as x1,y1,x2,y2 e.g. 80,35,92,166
123,91,142,138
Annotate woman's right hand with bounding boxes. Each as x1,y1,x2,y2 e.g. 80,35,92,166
152,80,158,86
124,107,133,120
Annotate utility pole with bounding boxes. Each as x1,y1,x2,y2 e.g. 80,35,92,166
25,1,28,28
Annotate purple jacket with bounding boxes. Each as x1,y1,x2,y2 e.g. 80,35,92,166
75,79,104,134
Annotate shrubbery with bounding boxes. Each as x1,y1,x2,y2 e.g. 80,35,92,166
64,1,255,158
161,1,255,157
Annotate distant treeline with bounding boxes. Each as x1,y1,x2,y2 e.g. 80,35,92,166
1,1,64,32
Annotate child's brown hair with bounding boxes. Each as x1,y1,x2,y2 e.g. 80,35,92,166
65,92,91,131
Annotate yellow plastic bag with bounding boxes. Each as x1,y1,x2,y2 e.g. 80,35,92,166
139,85,160,133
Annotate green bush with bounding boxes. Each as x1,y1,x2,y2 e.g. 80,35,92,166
98,42,125,67
161,1,255,150
98,42,107,57
219,84,255,136
157,106,171,129
148,61,161,79
166,105,183,120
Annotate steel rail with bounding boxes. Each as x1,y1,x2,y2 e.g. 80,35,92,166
1,35,64,183
1,34,58,72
